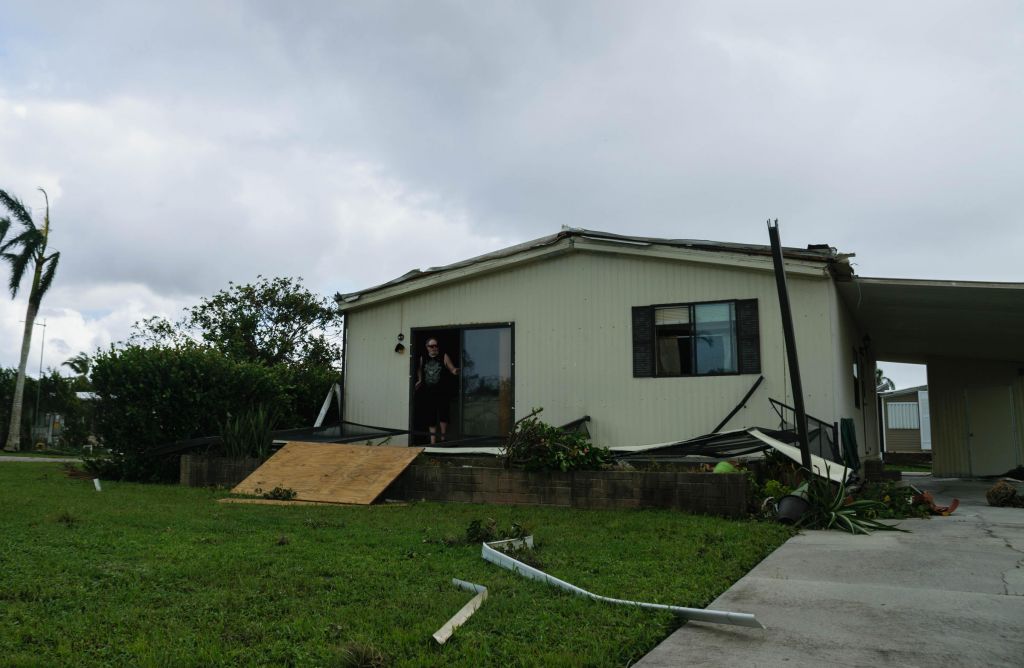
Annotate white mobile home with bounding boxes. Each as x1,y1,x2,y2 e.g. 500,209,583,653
336,228,1024,477
337,229,876,461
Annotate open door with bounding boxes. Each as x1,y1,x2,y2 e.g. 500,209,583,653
410,324,514,444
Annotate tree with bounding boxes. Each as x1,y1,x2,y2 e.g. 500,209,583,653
130,276,342,369
1,188,60,451
62,351,92,377
875,367,895,392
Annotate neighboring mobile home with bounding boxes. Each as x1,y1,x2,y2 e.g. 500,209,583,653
879,385,931,454
336,228,1024,477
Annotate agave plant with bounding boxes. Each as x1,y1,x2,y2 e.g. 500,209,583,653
219,404,278,459
796,464,908,535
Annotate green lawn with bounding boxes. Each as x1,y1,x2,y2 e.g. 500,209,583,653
0,463,790,667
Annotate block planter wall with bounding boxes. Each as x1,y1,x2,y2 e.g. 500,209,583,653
180,455,263,487
384,463,748,518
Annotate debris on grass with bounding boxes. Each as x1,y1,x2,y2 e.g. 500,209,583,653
61,463,93,481
54,510,78,528
255,486,297,501
481,537,764,629
432,579,488,645
465,518,533,544
335,640,389,668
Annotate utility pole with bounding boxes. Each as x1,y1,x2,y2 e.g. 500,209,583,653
767,220,813,471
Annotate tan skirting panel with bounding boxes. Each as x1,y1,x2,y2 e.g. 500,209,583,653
231,442,423,505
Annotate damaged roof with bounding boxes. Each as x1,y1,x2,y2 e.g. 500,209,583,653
336,226,852,307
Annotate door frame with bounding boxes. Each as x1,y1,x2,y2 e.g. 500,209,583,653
408,322,515,442
964,385,1018,477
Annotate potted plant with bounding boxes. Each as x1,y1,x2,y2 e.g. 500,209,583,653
776,481,810,524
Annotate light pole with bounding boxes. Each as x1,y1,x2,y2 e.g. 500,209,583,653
34,319,47,430
17,318,47,432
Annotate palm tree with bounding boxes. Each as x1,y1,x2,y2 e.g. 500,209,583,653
62,352,91,378
875,367,895,392
1,188,60,452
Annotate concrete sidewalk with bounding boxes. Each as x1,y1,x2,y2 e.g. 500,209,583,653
638,477,1024,667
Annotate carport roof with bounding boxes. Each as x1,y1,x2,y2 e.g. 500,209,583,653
837,277,1024,363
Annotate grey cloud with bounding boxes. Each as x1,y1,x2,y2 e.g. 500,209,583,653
0,0,1021,373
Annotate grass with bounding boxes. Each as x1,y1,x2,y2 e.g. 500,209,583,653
0,463,791,667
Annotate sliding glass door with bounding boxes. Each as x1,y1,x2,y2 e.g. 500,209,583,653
409,324,514,443
460,327,514,437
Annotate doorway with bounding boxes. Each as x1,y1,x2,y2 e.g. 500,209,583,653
966,385,1019,476
409,324,514,445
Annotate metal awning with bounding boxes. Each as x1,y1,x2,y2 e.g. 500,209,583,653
837,277,1024,363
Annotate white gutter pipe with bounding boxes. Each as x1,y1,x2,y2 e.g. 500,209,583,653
482,540,763,629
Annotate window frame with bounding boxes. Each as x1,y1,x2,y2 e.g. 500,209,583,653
650,298,743,378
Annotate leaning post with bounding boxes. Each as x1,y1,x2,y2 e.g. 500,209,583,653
767,219,813,471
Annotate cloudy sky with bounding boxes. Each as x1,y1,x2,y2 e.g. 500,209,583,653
1,1,1021,388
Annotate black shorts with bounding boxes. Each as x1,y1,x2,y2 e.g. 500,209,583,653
421,387,451,424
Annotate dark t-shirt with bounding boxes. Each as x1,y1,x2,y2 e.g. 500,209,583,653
422,356,444,387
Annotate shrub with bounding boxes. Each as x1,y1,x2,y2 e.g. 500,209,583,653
87,344,337,482
503,408,611,472
220,404,278,459
796,470,908,534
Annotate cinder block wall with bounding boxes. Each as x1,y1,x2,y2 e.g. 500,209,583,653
180,455,262,487
384,464,747,517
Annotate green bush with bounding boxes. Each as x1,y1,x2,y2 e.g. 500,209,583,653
88,344,337,482
503,409,611,472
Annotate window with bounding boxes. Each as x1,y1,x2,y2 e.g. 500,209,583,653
887,402,920,429
632,299,760,377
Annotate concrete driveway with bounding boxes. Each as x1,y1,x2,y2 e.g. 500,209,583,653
638,476,1024,667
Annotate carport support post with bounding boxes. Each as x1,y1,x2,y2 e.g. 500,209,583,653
767,219,813,471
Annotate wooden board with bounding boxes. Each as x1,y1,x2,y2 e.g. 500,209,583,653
218,498,340,507
231,442,424,505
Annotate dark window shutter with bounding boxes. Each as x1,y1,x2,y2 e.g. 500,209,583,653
631,306,654,377
736,299,761,374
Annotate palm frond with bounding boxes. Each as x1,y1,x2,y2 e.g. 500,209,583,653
62,352,91,375
0,227,43,254
0,215,11,245
36,252,60,300
0,189,34,228
2,249,32,298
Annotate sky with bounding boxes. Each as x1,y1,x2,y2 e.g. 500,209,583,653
1,0,1021,389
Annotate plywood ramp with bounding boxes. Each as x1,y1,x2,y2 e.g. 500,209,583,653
232,442,423,505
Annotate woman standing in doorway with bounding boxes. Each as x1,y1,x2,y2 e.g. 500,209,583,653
416,337,460,443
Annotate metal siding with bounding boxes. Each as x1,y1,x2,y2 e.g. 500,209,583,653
828,282,878,457
887,402,921,429
885,428,923,452
343,251,839,447
928,358,1024,477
